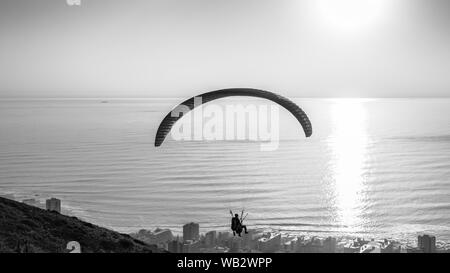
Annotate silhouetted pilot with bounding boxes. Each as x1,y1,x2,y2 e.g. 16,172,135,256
231,213,248,237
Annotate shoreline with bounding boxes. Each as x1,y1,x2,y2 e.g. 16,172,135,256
2,193,449,250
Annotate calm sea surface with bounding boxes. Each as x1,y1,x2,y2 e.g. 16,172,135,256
0,98,449,245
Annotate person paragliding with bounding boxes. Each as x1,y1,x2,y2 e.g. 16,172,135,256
230,210,248,237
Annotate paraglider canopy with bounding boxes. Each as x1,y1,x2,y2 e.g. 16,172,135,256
155,88,312,147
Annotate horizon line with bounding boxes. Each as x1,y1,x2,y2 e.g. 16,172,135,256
0,96,450,101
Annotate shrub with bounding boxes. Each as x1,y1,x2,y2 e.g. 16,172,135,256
118,239,133,249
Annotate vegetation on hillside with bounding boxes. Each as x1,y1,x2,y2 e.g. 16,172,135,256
0,197,165,253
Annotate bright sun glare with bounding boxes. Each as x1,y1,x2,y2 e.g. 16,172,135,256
315,0,391,32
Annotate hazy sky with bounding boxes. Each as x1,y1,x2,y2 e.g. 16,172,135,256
0,0,449,98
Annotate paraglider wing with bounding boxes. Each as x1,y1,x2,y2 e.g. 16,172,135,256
155,88,312,147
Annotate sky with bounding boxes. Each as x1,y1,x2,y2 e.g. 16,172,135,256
0,0,449,98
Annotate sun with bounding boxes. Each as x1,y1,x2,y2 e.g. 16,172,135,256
314,0,391,32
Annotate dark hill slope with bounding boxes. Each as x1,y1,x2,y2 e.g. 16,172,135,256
0,197,164,253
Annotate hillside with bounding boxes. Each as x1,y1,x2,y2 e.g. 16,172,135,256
0,197,165,253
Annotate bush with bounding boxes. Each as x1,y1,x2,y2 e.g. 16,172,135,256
118,239,133,249
99,239,116,250
20,219,39,229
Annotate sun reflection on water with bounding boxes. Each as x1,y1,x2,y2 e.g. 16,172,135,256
329,99,368,231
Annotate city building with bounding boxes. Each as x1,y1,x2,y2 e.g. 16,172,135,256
154,228,174,244
205,231,216,248
343,238,368,253
283,237,298,253
418,234,436,253
183,222,200,241
182,240,201,253
242,229,258,250
323,237,337,253
141,222,444,253
360,241,381,253
200,246,228,253
380,240,403,253
131,228,173,250
168,240,183,253
45,198,61,213
229,237,243,253
217,231,231,245
298,237,323,253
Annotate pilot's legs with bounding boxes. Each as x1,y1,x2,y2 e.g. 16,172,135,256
242,225,248,234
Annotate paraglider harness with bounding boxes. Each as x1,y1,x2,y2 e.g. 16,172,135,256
230,210,248,236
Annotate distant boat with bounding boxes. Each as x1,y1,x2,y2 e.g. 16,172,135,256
100,100,109,103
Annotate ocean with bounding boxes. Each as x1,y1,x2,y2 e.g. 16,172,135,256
0,98,449,245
